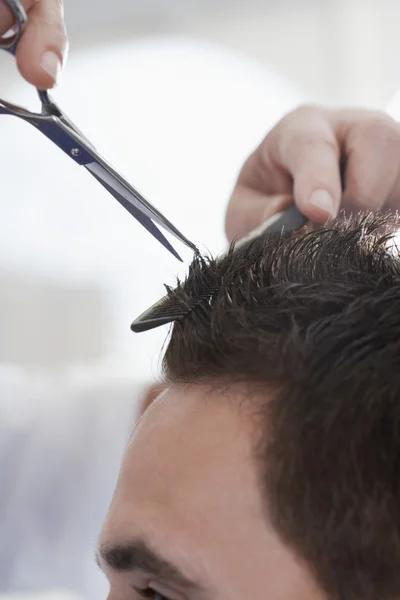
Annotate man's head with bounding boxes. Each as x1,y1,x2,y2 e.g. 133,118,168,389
99,213,400,600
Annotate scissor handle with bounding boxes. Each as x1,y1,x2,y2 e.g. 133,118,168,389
0,0,57,114
0,0,27,55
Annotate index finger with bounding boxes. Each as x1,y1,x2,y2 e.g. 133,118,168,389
271,107,342,222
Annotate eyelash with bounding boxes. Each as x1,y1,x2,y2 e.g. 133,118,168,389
136,587,171,600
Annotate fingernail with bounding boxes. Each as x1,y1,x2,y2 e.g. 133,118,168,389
40,51,62,85
308,189,337,219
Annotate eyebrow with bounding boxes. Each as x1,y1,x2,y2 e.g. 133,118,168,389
97,538,206,594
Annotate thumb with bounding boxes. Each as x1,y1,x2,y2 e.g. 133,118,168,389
16,0,68,89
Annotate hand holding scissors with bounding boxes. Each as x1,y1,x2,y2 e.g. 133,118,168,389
0,0,197,261
0,0,67,89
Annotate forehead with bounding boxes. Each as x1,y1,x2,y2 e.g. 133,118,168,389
100,383,321,599
107,384,261,533
101,385,266,582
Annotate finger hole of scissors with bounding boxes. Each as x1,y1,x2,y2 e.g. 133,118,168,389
0,28,21,52
0,0,27,51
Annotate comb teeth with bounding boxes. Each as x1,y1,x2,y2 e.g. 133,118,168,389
131,285,219,333
131,205,309,334
130,295,188,333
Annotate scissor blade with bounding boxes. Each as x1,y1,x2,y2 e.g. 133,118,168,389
85,161,197,253
1,103,196,257
14,111,196,254
87,163,183,261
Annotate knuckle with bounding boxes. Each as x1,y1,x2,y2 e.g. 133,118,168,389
354,113,400,148
271,104,321,135
345,170,378,209
345,181,375,209
294,132,337,150
281,131,338,165
275,105,338,159
286,104,323,121
277,105,319,134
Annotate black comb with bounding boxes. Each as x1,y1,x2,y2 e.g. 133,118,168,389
130,205,307,333
131,284,220,332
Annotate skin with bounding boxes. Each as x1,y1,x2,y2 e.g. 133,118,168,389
0,0,68,89
226,106,400,241
99,384,323,600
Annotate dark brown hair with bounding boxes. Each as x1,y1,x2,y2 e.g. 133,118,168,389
162,213,400,600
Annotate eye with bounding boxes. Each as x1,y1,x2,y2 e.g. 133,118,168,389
135,586,172,600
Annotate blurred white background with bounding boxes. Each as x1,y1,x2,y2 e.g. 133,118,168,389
66,0,400,108
1,0,400,598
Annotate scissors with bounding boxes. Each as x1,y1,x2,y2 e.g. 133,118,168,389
0,0,198,261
